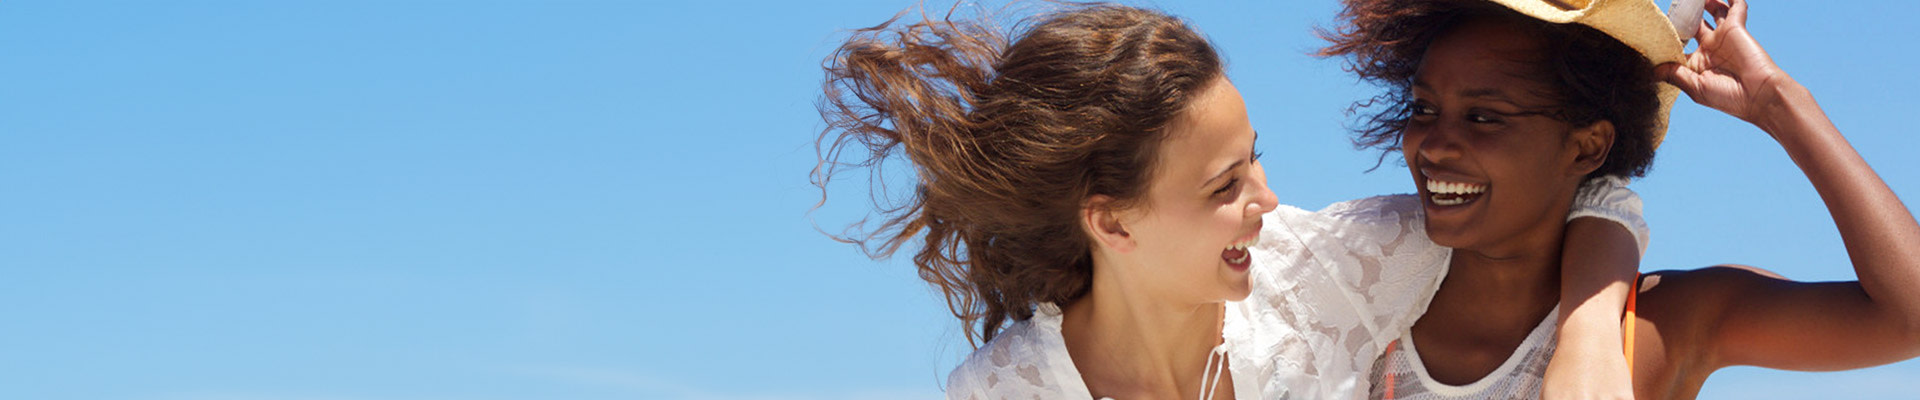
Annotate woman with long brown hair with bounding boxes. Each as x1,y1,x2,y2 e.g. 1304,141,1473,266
1320,0,1920,398
816,3,1649,399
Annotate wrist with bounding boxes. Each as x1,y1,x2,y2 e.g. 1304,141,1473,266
1751,74,1810,138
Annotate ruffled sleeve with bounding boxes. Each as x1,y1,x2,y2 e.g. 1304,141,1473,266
943,361,991,400
943,304,1092,399
1228,195,1450,400
1567,175,1651,255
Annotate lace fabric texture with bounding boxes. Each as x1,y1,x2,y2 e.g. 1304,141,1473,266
1363,176,1650,400
944,178,1648,400
1368,308,1562,400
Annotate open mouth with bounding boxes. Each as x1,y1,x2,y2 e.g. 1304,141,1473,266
1220,233,1258,271
1425,178,1488,207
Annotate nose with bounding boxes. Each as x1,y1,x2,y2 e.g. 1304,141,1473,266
1244,161,1280,218
1414,119,1465,164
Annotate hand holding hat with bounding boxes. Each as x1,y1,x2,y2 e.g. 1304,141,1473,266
1655,0,1791,130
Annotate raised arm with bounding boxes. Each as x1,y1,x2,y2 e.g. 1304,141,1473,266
1659,0,1920,371
1545,178,1649,400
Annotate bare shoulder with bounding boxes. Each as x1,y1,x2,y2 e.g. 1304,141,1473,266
1635,264,1788,326
1640,264,1794,313
1627,265,1795,399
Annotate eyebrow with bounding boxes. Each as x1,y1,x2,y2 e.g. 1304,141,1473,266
1203,160,1243,189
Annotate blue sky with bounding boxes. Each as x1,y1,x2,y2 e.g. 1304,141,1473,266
1,1,1915,399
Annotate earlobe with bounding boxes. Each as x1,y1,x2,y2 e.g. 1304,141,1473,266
1082,195,1135,253
1569,120,1616,176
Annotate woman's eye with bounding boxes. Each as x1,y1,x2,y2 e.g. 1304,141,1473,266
1213,178,1239,196
1409,103,1438,118
1467,112,1503,124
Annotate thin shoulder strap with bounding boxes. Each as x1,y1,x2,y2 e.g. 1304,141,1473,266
1622,273,1642,369
1382,340,1399,400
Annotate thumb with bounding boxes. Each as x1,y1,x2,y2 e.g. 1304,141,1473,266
1656,62,1704,101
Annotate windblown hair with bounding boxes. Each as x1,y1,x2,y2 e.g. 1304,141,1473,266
814,3,1222,346
1318,0,1661,179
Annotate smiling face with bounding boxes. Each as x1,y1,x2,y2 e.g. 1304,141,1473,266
1403,18,1606,256
1102,76,1277,303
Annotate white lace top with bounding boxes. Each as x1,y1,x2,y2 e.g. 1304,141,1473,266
1367,307,1562,400
944,177,1648,400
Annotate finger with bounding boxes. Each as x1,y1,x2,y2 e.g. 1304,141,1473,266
1655,62,1683,87
1686,50,1712,71
1656,62,1708,102
1704,0,1730,22
1694,17,1719,47
1728,0,1750,26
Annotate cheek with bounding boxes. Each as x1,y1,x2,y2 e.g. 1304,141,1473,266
1403,128,1424,146
1400,131,1425,163
1479,141,1573,213
1143,206,1240,260
1192,203,1244,253
1480,136,1561,179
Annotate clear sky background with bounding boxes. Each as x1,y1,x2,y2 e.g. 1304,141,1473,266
2,1,1916,399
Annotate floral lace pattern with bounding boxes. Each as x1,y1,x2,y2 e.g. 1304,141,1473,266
944,178,1648,400
1223,194,1451,400
1368,307,1562,399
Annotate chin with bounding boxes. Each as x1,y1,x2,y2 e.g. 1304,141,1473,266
1224,287,1253,302
1221,271,1254,301
1424,224,1472,249
1416,210,1457,242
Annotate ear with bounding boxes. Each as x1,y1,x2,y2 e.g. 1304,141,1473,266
1081,195,1136,253
1566,120,1614,177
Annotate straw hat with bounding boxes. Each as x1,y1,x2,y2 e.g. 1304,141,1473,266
1483,0,1701,149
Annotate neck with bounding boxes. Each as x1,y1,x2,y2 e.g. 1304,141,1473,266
1061,254,1225,397
1448,242,1562,309
1443,201,1574,315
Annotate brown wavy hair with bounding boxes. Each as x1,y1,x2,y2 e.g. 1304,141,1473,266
1317,0,1661,179
814,3,1222,346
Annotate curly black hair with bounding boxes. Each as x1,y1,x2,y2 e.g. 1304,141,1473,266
1319,0,1661,179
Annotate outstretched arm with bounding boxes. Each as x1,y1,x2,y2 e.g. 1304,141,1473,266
1661,0,1920,371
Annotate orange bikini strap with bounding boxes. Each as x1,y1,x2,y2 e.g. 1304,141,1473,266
1622,273,1641,368
1383,340,1398,400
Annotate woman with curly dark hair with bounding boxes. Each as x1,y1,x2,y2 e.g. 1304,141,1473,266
1320,0,1920,398
817,2,1653,399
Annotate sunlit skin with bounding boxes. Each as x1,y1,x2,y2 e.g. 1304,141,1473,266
1397,1,1920,399
1062,76,1277,400
1399,16,1617,386
1404,22,1609,258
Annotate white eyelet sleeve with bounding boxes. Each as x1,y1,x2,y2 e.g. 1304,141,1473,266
944,304,1097,399
1567,175,1651,255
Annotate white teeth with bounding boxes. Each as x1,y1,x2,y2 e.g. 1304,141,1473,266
1424,179,1486,195
1225,236,1259,251
1228,252,1249,264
